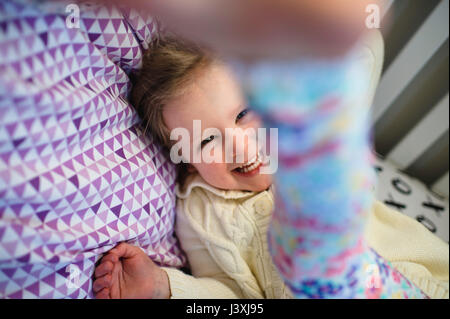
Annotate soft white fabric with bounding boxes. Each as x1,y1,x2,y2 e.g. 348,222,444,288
162,173,293,299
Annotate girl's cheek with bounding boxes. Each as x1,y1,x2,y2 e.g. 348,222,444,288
206,162,228,173
196,162,225,177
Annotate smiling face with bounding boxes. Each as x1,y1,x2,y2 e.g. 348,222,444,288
162,62,272,192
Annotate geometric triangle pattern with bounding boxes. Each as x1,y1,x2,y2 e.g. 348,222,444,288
0,1,186,298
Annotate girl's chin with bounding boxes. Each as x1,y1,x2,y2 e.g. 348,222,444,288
204,174,272,192
240,176,272,192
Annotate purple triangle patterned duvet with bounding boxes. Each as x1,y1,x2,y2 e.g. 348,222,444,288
0,0,186,298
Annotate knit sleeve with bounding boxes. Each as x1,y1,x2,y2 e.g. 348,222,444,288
235,34,428,298
160,199,246,299
161,266,243,299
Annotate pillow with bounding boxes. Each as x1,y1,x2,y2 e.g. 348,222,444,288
0,0,186,298
373,154,449,244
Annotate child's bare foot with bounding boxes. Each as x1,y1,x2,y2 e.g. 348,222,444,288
93,242,171,299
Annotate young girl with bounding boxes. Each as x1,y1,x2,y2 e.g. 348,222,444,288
92,36,429,299
93,37,290,298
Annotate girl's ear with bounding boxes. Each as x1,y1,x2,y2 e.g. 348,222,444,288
187,164,197,173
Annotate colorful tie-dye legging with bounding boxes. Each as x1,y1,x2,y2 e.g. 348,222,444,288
236,49,429,298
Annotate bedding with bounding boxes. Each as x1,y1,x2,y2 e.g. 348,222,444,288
373,154,449,244
0,0,186,298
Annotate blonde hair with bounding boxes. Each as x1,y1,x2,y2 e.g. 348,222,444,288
130,36,214,185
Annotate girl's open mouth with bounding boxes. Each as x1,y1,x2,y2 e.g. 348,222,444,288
232,154,263,176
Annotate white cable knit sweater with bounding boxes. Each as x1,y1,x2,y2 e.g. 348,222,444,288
161,173,293,299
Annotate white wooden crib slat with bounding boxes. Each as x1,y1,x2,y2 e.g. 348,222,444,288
432,171,449,198
386,94,449,169
371,0,449,123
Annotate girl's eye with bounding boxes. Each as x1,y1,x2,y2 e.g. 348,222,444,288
235,109,250,123
201,135,215,148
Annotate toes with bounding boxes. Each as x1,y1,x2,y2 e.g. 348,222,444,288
95,260,114,278
93,274,112,293
95,288,110,299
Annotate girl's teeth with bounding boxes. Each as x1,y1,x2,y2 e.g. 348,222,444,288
236,157,261,173
242,156,256,168
238,155,258,169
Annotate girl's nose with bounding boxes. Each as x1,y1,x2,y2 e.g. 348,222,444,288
229,129,258,164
